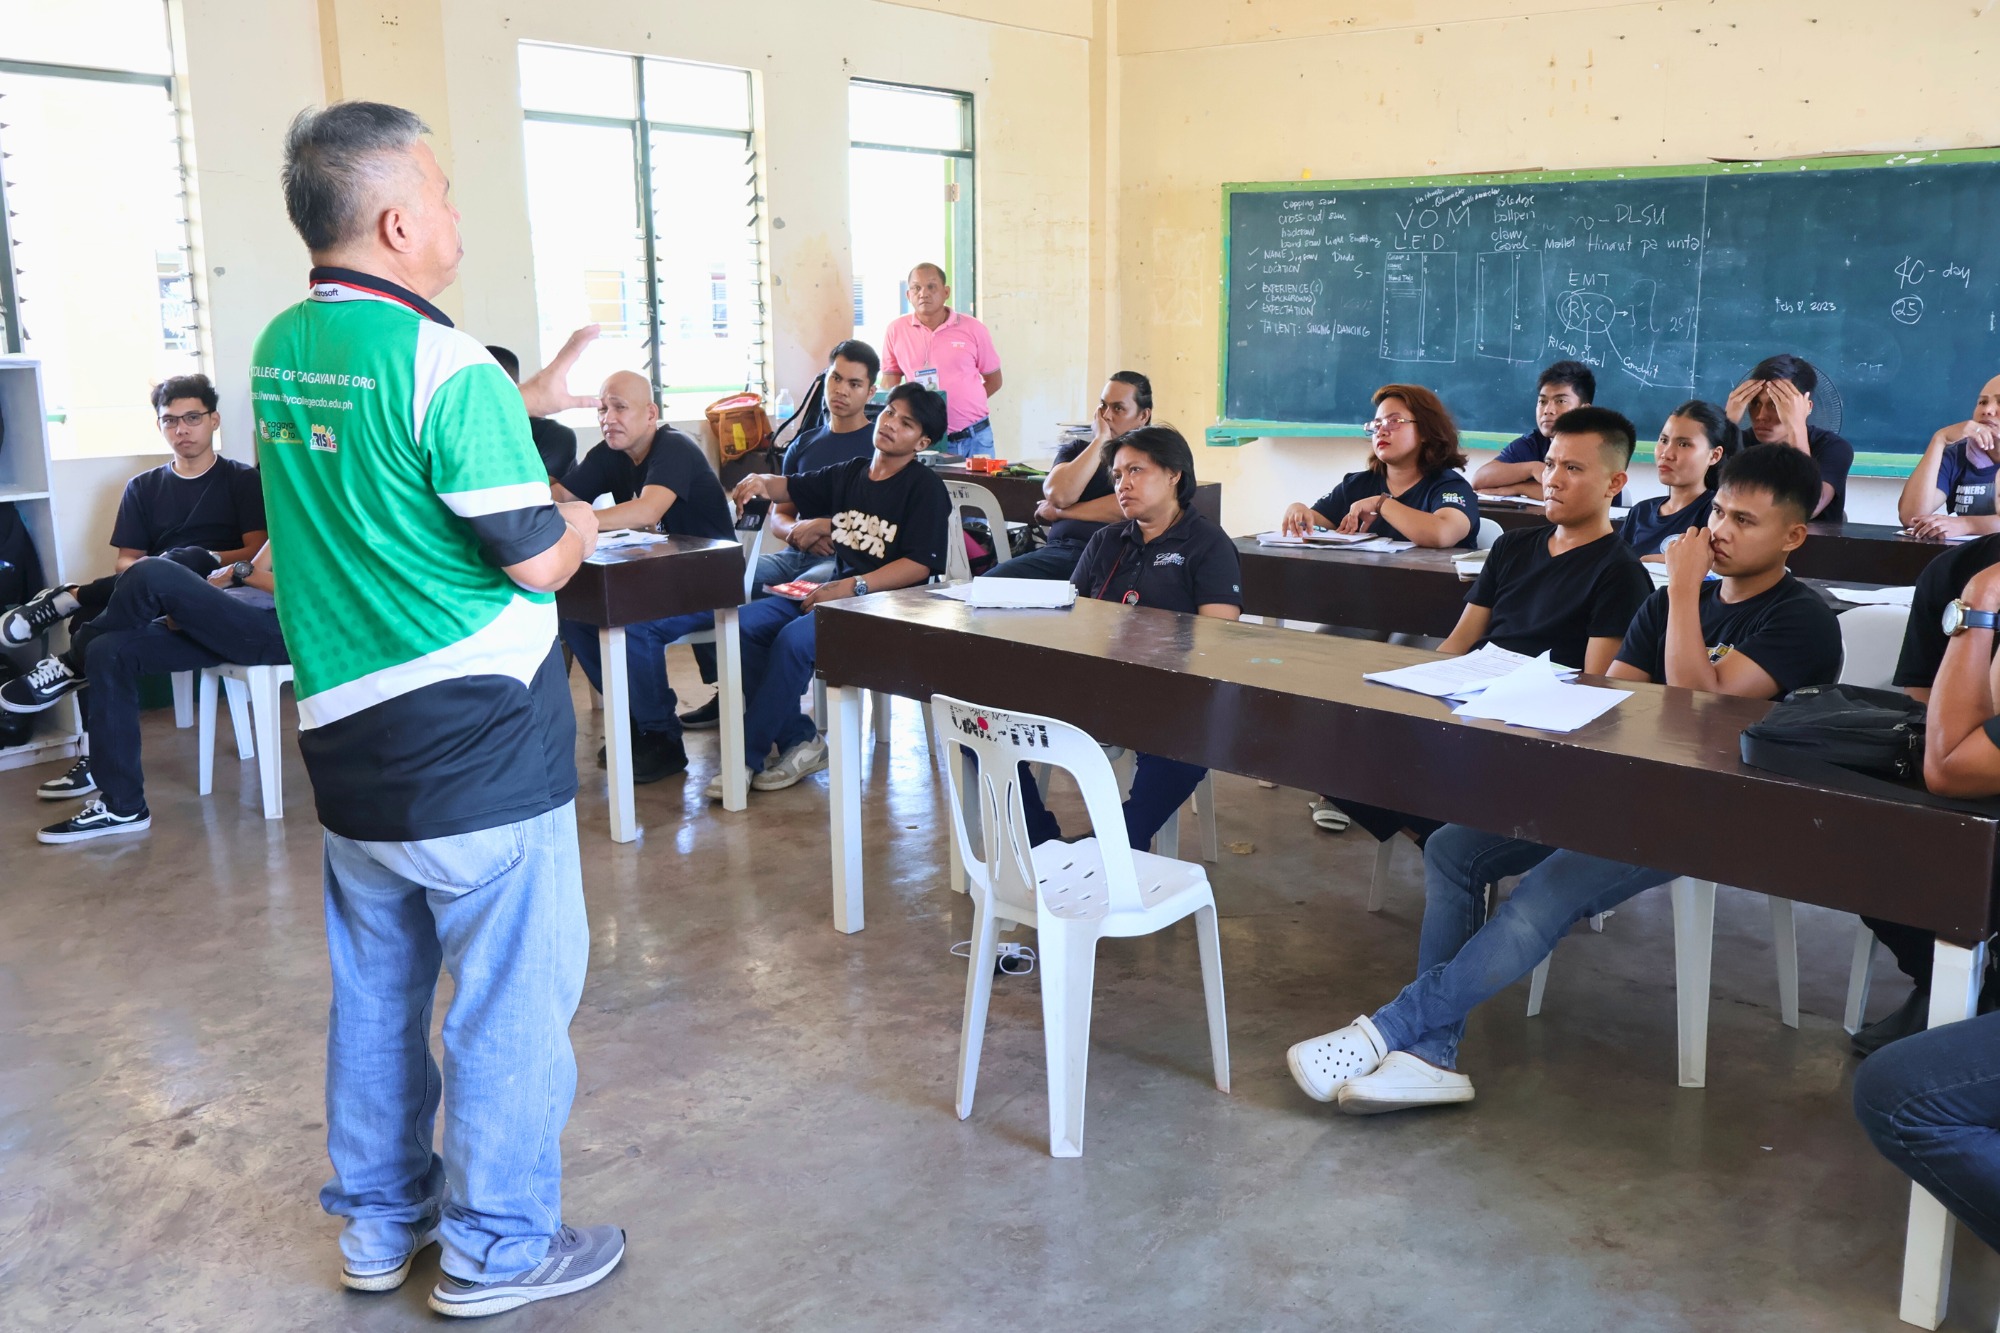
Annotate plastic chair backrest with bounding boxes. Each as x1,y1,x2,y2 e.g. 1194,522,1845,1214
1836,602,1910,689
930,692,1144,918
1476,517,1502,550
735,506,772,600
943,479,1012,585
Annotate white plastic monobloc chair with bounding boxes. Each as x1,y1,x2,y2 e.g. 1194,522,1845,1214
1475,517,1503,550
942,478,1015,587
196,662,295,819
935,692,1229,1158
1830,600,1915,1032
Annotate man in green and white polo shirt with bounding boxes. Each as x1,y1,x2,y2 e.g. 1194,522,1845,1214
255,102,624,1318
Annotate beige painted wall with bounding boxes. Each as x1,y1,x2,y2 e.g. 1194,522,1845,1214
1117,0,2000,532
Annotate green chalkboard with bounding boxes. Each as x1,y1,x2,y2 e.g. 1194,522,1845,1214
1215,151,2000,476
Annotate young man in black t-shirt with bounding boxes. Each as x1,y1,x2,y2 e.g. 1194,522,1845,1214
717,384,953,799
754,341,883,598
1469,360,1595,498
552,371,738,783
988,371,1153,581
1288,446,1842,1116
1725,353,1855,522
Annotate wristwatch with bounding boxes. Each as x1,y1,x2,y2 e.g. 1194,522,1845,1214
229,560,254,588
853,577,871,598
1942,599,2000,636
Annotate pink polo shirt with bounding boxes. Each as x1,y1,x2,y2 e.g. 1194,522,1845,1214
881,309,1001,434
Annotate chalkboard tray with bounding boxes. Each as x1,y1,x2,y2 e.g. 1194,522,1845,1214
1214,149,2000,477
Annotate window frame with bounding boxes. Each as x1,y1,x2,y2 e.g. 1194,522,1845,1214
847,78,978,321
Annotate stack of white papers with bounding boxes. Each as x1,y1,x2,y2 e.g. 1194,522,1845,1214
1475,493,1545,508
934,578,1078,609
591,529,674,552
1366,646,1627,733
1363,644,1571,699
1826,584,1916,607
1253,531,1414,553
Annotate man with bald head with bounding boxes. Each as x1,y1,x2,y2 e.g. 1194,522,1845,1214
879,262,1002,457
553,370,735,781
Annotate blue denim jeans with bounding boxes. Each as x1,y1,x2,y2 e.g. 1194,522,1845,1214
319,801,590,1283
737,596,819,766
559,612,712,736
1855,1010,2000,1253
1370,824,1669,1069
986,542,1085,581
751,546,838,600
951,419,995,458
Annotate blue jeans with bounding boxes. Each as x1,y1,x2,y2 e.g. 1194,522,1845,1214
319,802,590,1283
1370,824,1669,1069
1855,1010,2000,1253
1010,751,1207,851
76,558,289,814
738,596,819,767
752,545,837,600
950,419,995,458
987,542,1084,581
559,612,712,736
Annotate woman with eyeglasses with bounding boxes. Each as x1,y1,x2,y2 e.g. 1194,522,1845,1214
1618,400,1739,558
1279,385,1478,549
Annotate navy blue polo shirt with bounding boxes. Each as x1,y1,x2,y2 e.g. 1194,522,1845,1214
1310,467,1479,549
1492,428,1549,466
1618,491,1714,557
1071,510,1242,614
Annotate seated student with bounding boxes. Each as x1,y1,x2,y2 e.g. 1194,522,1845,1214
753,340,883,597
1898,373,2000,539
486,343,579,482
2,547,286,842
553,371,736,783
1,374,266,799
716,384,953,799
1279,384,1476,549
1289,445,1840,1114
1854,559,2000,1247
1725,354,1853,521
1009,426,1241,848
989,371,1153,580
1470,360,1595,499
1619,399,1740,558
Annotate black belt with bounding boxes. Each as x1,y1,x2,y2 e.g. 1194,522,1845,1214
945,417,991,442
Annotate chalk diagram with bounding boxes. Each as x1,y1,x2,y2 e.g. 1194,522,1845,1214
1546,277,1697,391
1892,295,1924,325
1475,252,1547,363
1381,251,1458,363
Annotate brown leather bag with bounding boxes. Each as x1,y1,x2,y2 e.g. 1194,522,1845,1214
706,391,773,462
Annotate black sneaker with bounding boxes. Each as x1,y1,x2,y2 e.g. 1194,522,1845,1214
631,730,689,784
38,756,95,800
1852,986,1930,1057
1,586,79,646
39,799,150,844
677,692,721,730
1,656,83,713
428,1224,625,1318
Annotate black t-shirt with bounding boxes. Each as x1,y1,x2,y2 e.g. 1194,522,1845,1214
1046,436,1117,547
1311,467,1479,549
1618,491,1714,557
1895,533,2000,688
559,426,734,541
1802,425,1856,523
1071,511,1242,614
110,455,265,556
1467,525,1653,668
1614,573,1842,695
787,455,952,580
530,416,577,481
1936,439,1999,516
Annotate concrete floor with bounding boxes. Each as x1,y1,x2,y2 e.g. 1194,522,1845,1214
4,668,1999,1332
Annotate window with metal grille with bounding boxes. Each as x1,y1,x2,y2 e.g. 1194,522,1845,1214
848,80,975,348
520,44,765,419
1,1,204,458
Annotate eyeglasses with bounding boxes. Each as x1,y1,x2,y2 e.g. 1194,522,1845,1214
158,411,213,429
1367,415,1416,433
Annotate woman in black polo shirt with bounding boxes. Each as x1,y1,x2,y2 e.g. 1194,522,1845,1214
1618,399,1737,557
1279,384,1478,549
1015,425,1242,850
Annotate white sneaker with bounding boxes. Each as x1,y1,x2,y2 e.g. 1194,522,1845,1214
705,767,755,803
1336,1051,1474,1115
1285,1014,1388,1102
751,736,828,791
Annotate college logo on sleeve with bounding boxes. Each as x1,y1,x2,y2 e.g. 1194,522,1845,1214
310,423,339,453
832,510,900,560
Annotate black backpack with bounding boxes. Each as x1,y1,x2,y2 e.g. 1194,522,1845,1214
1740,683,2000,815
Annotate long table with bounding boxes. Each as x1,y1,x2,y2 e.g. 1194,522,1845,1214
556,534,747,839
815,589,1998,1328
1480,501,1954,585
930,464,1222,528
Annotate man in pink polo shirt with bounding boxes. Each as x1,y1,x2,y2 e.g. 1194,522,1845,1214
879,262,1003,457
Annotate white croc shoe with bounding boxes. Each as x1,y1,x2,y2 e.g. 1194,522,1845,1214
1336,1051,1474,1115
1285,1015,1389,1103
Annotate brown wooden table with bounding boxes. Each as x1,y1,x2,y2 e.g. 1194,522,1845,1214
557,534,748,837
814,588,1997,1327
930,464,1222,527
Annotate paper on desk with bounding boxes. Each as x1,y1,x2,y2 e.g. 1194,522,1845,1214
1254,531,1413,553
1475,493,1547,508
592,528,673,551
934,577,1078,609
1827,584,1917,607
1363,644,1571,699
1449,654,1629,733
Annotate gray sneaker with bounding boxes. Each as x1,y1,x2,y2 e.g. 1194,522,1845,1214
340,1227,438,1293
428,1224,625,1318
751,736,828,791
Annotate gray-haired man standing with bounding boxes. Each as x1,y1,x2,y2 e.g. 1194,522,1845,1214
252,102,623,1318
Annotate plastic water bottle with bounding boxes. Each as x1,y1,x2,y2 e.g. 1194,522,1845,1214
773,388,795,422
